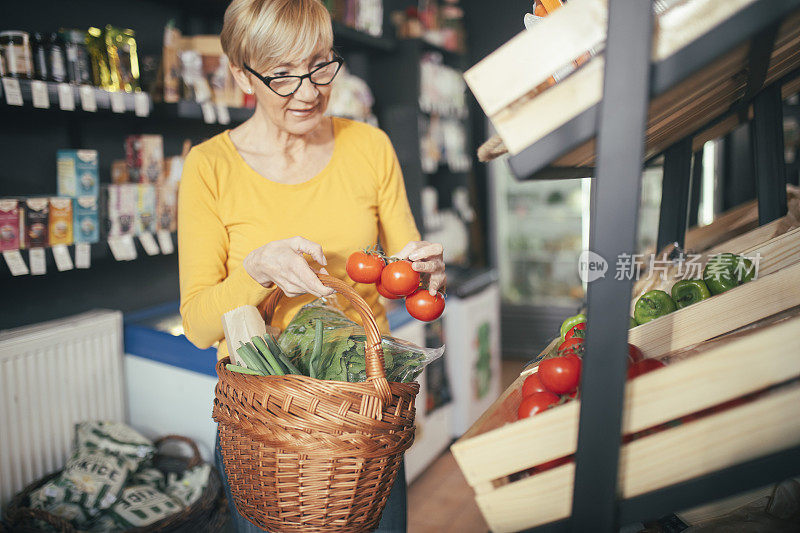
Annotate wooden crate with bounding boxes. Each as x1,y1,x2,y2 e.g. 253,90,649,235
466,0,800,165
451,264,800,532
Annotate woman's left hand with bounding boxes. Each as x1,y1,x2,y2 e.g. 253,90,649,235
395,241,447,295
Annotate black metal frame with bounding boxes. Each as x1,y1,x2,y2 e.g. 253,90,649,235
509,0,800,531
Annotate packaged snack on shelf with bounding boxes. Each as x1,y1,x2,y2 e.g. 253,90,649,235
86,27,113,89
74,196,100,244
111,159,129,184
125,135,164,184
49,197,74,245
22,198,49,248
0,30,34,79
106,484,183,529
105,25,140,93
161,22,183,104
57,149,99,198
185,35,242,107
103,184,137,237
59,29,93,85
0,199,21,251
278,299,444,383
136,184,157,234
156,184,178,232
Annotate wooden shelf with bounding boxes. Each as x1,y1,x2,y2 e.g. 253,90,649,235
464,0,800,180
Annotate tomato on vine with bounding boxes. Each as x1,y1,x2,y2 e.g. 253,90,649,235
381,260,420,296
517,391,560,419
346,251,385,284
376,279,402,299
405,289,445,322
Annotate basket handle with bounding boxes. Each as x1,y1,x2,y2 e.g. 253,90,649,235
154,434,203,468
257,274,391,401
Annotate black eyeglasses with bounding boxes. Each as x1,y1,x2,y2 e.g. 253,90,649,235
244,54,344,97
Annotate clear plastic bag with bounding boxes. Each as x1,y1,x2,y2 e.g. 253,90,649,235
278,299,444,383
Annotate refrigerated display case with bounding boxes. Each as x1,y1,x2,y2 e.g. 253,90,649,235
489,152,662,357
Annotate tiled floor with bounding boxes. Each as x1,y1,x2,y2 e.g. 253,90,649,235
407,359,525,533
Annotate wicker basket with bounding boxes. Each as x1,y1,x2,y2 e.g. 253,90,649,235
3,435,227,533
213,274,420,532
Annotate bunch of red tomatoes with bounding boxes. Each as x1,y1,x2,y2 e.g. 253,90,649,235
346,250,445,322
517,320,664,420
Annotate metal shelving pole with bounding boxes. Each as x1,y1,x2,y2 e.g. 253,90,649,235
656,138,694,252
753,84,789,225
568,0,653,531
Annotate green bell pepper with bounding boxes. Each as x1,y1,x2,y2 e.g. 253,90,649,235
560,313,587,340
634,290,677,325
703,253,754,295
671,279,712,309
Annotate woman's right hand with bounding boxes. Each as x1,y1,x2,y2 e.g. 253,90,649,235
244,237,335,298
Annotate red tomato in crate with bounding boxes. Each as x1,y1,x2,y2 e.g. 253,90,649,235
538,355,582,394
376,279,402,300
405,289,445,322
517,391,560,419
628,343,645,363
565,323,586,340
627,358,665,380
521,372,547,397
346,251,384,284
557,337,584,355
380,260,420,296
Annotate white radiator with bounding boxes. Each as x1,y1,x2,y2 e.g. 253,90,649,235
0,310,126,511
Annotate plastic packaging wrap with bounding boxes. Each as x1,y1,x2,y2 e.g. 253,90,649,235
278,299,444,383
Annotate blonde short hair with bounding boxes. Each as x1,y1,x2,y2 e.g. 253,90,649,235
221,0,334,71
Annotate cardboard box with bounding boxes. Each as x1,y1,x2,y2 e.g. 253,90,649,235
136,184,157,234
125,135,165,184
49,197,74,245
111,159,130,184
22,198,50,248
57,149,99,197
103,184,137,238
0,199,21,251
74,196,100,244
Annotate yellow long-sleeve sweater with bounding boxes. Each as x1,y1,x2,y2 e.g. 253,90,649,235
178,118,420,359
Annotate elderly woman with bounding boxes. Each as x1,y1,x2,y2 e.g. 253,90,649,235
177,0,445,530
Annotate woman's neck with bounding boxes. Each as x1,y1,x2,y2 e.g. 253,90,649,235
233,109,328,160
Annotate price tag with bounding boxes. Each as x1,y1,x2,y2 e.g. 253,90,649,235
2,78,24,106
31,80,50,109
134,92,150,117
216,103,231,125
156,230,174,255
139,232,160,256
75,243,91,269
29,248,47,275
200,101,216,124
110,91,126,113
57,83,75,110
2,250,29,276
52,244,74,271
79,85,97,112
109,235,138,261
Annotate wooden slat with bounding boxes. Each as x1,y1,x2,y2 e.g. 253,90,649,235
706,218,787,255
474,383,800,533
463,0,606,117
629,260,800,356
452,313,800,488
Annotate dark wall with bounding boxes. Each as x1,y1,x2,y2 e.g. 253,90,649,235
462,0,532,268
1,0,229,330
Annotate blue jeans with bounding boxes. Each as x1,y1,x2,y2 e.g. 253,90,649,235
214,430,407,532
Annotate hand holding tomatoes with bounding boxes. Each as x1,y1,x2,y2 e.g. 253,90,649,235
395,240,447,296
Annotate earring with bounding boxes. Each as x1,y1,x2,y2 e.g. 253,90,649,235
245,87,253,94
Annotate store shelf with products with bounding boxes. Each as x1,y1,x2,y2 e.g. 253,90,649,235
453,0,800,531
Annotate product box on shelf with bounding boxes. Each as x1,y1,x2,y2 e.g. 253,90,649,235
57,150,99,198
125,135,165,184
111,159,130,184
22,198,50,248
136,184,157,234
0,199,21,251
156,185,178,233
48,197,74,246
102,184,137,238
74,196,100,244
